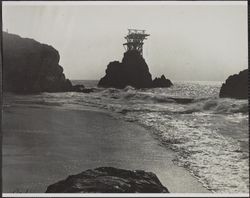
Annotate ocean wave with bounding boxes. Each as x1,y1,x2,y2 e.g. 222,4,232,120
9,88,247,116
183,98,248,114
94,87,248,115
89,90,248,116
97,88,194,104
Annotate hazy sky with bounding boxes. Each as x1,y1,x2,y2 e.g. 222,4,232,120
2,1,248,81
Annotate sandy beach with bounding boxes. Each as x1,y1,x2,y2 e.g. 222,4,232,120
2,103,209,193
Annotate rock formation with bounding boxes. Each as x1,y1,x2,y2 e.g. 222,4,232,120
98,50,172,89
219,69,248,99
2,32,71,93
152,75,173,88
46,167,169,193
2,32,89,94
98,50,152,89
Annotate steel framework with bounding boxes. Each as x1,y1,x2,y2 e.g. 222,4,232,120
123,29,150,55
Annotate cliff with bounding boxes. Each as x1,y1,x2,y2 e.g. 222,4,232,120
219,69,248,99
46,167,169,193
2,32,74,93
98,50,172,89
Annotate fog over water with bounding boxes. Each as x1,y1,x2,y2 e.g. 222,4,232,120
2,1,247,81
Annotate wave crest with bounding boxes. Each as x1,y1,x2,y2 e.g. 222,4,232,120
181,98,248,114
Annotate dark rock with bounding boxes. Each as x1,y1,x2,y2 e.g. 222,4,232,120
2,32,75,93
46,167,169,193
98,50,153,89
219,69,248,99
98,50,172,89
152,75,173,88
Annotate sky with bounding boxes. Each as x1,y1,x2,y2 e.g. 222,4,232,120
2,1,248,81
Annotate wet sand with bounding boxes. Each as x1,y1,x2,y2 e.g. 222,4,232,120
2,104,209,193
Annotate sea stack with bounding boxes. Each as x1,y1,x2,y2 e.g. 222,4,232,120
98,50,153,89
98,29,172,89
219,69,248,99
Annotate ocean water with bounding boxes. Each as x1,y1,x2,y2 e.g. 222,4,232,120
4,80,249,193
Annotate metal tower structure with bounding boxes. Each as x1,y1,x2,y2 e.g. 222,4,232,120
123,29,150,56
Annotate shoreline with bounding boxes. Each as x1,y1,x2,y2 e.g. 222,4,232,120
2,104,209,193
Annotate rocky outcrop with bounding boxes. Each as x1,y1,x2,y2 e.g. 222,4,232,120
98,50,152,89
98,50,172,89
152,75,173,88
2,32,88,94
219,69,248,99
46,167,169,193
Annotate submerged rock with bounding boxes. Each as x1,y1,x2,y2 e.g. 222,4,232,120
98,50,172,89
46,167,169,193
152,75,173,88
219,69,248,99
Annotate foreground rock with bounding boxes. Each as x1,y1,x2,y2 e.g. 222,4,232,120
2,32,90,94
46,167,169,193
98,50,172,89
219,69,248,99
